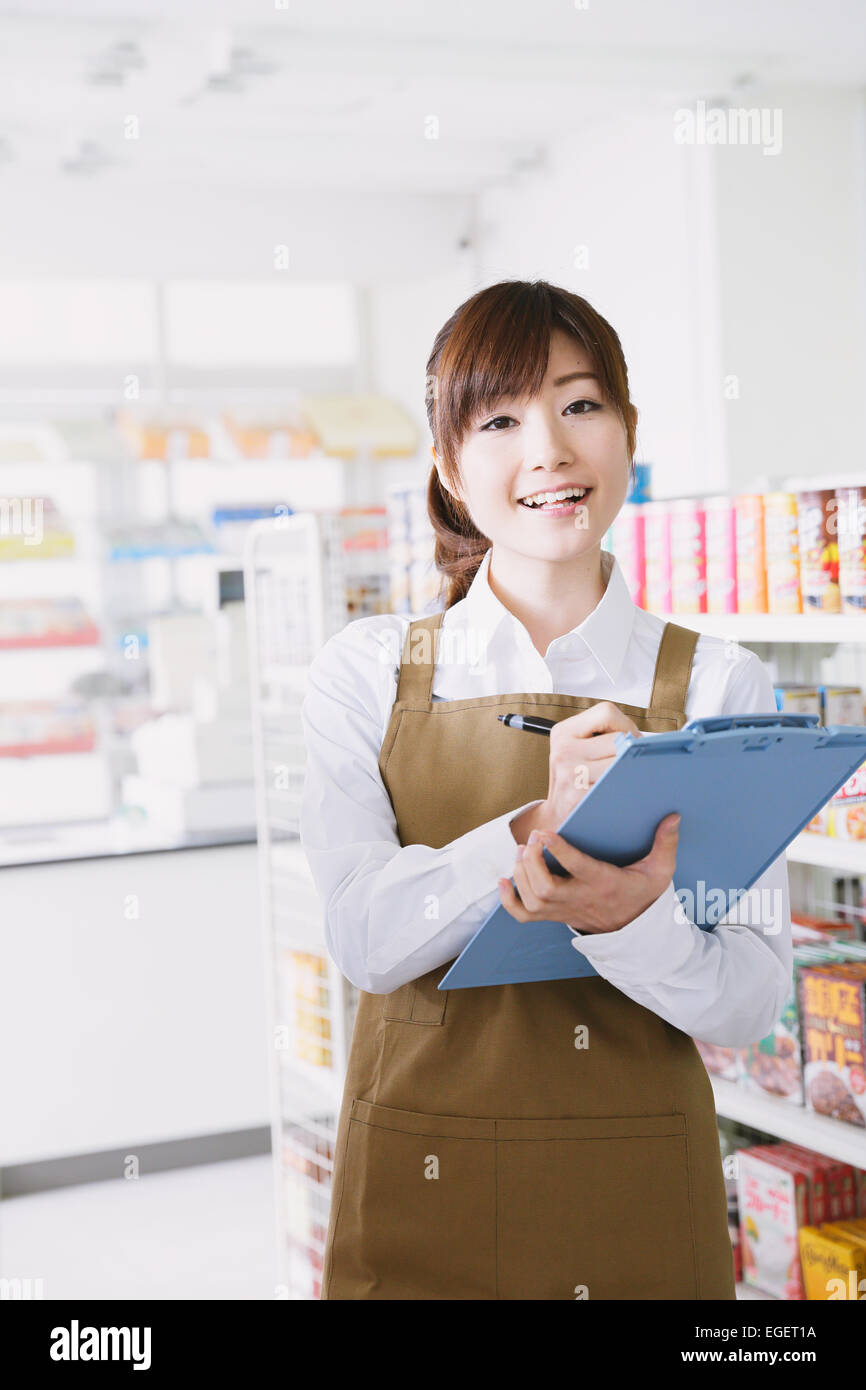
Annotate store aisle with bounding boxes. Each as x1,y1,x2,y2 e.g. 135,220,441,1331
0,1155,278,1300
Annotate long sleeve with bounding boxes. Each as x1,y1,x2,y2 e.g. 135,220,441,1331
568,650,793,1047
299,617,542,994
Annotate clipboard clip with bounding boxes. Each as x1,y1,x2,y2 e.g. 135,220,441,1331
684,713,820,735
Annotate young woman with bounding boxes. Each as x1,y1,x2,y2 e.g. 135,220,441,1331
300,279,792,1301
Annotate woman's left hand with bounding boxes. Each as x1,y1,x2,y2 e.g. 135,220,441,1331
497,816,681,934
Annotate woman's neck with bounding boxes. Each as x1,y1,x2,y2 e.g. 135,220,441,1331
486,545,608,657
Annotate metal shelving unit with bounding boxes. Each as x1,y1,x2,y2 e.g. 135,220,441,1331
678,612,866,1260
245,508,390,1299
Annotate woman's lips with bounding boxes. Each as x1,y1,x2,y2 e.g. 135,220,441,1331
517,489,592,516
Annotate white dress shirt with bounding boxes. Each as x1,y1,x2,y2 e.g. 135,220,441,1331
300,546,792,1047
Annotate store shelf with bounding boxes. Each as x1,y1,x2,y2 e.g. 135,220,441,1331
654,612,866,643
710,1076,866,1168
786,832,866,874
736,1281,776,1300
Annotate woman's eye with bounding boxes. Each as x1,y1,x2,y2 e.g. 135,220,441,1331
481,401,601,429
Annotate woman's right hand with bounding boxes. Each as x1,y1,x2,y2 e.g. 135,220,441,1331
511,701,642,841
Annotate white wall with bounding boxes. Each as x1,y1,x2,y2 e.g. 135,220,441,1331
714,85,866,491
367,261,478,484
473,88,866,500
475,102,725,499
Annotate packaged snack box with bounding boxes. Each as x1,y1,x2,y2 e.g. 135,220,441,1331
796,488,841,612
643,501,672,613
774,684,822,719
829,760,866,841
694,1038,742,1081
704,495,737,614
799,962,866,1127
779,1145,857,1221
740,945,841,1104
804,804,830,835
750,1145,827,1225
798,1225,866,1300
819,685,864,727
783,1145,861,1223
611,502,646,609
821,1219,866,1246
791,913,855,942
669,498,707,614
835,485,866,614
737,1147,809,1299
734,494,768,613
764,492,802,614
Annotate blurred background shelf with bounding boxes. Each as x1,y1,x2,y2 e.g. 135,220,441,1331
660,613,866,644
711,1077,866,1170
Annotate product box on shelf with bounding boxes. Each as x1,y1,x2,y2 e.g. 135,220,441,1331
694,1039,745,1082
797,488,841,613
0,597,99,648
764,492,802,614
828,760,866,841
223,411,317,460
734,494,768,613
776,1144,856,1222
0,496,75,559
737,946,835,1106
791,913,855,943
117,409,211,459
774,684,822,719
642,500,672,613
704,495,737,614
669,498,707,614
799,962,866,1128
610,502,646,609
737,1146,809,1299
835,485,866,614
819,686,864,727
798,1223,866,1299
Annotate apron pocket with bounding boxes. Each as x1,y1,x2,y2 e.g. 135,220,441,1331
495,1112,698,1300
326,1099,496,1299
381,965,448,1024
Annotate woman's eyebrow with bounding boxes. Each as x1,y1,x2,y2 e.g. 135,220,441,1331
552,371,599,386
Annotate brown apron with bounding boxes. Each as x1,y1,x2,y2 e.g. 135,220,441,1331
319,612,736,1300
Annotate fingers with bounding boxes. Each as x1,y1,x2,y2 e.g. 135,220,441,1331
631,813,680,886
553,701,642,741
512,832,593,912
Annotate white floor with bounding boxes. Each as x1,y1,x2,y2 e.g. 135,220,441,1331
0,1155,279,1300
1,1156,770,1302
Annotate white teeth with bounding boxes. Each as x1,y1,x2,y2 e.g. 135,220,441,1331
520,487,587,508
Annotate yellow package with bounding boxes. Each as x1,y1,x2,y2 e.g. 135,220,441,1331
798,1225,866,1300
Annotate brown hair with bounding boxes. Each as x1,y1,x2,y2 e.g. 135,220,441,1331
425,279,637,608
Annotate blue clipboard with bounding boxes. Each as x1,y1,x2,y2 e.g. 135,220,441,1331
439,713,866,989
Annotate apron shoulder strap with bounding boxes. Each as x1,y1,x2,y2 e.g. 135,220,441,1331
648,621,699,722
394,610,445,704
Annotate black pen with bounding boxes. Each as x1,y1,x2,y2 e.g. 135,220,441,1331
497,713,557,737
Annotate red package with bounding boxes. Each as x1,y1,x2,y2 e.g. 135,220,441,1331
778,1143,856,1221
736,1145,809,1300
749,1144,826,1226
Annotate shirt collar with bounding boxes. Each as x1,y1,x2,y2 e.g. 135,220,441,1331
456,545,636,685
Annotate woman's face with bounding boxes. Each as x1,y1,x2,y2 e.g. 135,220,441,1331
439,328,632,565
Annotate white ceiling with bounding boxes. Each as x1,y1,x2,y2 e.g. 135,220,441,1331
0,0,864,196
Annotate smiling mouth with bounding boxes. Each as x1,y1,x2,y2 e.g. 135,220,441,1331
517,487,592,510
